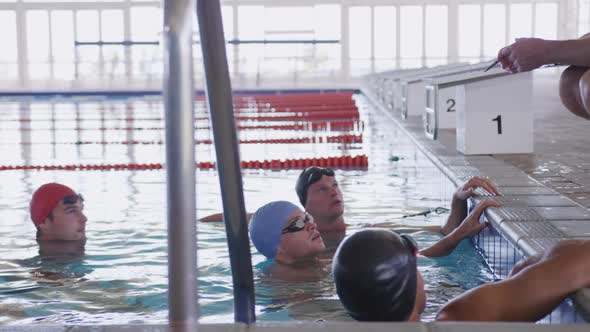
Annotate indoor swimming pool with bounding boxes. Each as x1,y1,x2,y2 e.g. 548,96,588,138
0,92,494,324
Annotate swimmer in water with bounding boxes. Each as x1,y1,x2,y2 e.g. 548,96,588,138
333,228,590,322
30,183,87,253
203,167,501,258
249,201,325,266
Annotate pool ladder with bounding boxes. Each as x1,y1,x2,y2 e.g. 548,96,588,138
163,0,256,329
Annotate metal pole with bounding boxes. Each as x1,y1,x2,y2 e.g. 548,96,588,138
196,0,256,324
162,0,198,328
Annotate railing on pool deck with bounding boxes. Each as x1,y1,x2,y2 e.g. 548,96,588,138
195,0,256,324
162,0,199,329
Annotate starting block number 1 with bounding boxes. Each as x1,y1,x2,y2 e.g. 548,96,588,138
491,115,502,134
455,80,533,155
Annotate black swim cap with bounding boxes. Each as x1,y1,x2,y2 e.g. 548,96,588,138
295,167,335,206
332,229,418,321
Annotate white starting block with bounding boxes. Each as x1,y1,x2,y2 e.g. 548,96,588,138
423,62,495,139
452,71,533,155
365,69,408,110
380,68,423,113
396,63,472,119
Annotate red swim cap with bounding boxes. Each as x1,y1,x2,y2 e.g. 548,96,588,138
30,183,76,226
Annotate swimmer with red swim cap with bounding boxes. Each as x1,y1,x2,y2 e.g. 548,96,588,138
30,183,87,241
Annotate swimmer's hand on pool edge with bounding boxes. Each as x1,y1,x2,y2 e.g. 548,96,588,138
198,212,253,223
453,176,500,201
441,177,500,236
420,199,502,258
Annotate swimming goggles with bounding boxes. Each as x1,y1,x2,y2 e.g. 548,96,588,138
281,213,311,234
301,167,335,187
62,194,84,205
399,232,419,256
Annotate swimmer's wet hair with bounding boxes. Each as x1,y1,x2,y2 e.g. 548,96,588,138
332,229,417,321
295,167,335,206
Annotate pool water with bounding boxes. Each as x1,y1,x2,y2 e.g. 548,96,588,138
0,93,493,324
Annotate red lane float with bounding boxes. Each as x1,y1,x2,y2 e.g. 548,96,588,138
0,155,368,171
11,107,360,122
10,109,359,123
13,120,364,132
24,134,363,145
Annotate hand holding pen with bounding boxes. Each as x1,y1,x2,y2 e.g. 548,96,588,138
484,37,561,73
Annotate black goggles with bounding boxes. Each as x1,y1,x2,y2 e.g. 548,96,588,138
301,167,335,187
399,233,419,256
281,213,311,234
62,194,84,205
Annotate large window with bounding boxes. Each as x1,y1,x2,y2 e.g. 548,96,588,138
349,6,371,75
51,10,75,80
535,3,558,39
458,4,481,62
0,0,571,86
238,5,340,79
130,7,161,80
27,10,51,79
425,5,448,66
400,6,423,68
374,6,396,71
0,11,17,79
101,10,125,78
510,3,533,42
483,4,505,58
580,0,590,37
76,10,100,79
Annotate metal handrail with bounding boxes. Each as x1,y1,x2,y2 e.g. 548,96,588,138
162,0,198,329
196,0,256,324
74,39,340,46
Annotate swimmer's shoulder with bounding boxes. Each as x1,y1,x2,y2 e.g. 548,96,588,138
199,212,253,223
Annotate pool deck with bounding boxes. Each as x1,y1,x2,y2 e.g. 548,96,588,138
363,67,590,322
2,322,590,332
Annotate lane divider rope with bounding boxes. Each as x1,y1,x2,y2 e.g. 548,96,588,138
14,134,363,145
0,155,368,171
9,110,360,122
12,120,365,132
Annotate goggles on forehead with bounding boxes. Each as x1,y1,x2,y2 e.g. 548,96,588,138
62,194,84,205
302,167,335,187
281,213,311,234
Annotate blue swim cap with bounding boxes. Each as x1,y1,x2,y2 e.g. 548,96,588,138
249,201,300,259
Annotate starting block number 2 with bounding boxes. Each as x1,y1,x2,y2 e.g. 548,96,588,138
446,99,456,113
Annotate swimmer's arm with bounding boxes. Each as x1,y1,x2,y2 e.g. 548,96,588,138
198,212,253,223
437,240,590,321
508,254,543,277
439,198,467,236
199,213,224,222
420,199,501,257
418,228,464,257
369,222,443,234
